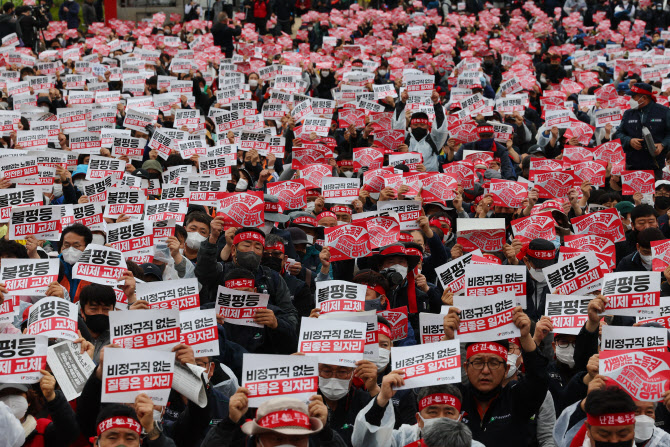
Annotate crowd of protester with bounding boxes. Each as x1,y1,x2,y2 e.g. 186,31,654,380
0,0,670,446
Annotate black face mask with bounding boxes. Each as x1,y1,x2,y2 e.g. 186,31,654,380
236,250,261,271
226,182,236,192
483,60,494,69
261,256,283,273
592,440,633,447
85,313,109,334
655,196,670,210
411,127,428,141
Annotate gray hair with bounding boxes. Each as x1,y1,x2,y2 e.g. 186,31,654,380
423,417,472,447
264,233,286,247
416,384,462,405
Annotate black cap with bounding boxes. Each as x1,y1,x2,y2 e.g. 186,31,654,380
526,238,557,269
140,263,163,281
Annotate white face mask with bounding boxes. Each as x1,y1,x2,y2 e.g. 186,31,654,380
337,220,347,226
640,252,652,270
52,183,63,198
304,201,316,213
528,267,546,283
235,178,248,191
375,348,390,371
185,231,207,250
74,179,86,189
91,234,106,246
418,413,442,432
40,106,49,112
378,69,387,76
555,344,575,369
305,234,314,244
342,170,354,178
262,221,274,235
321,70,330,77
319,377,350,401
629,98,639,109
249,79,258,87
387,264,408,280
506,353,518,379
0,395,29,420
61,246,83,265
635,415,655,443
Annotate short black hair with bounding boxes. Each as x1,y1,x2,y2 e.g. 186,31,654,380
594,191,620,206
79,283,116,309
637,227,665,249
224,268,255,282
584,386,636,419
95,403,139,428
0,239,28,259
3,3,14,12
175,224,187,241
631,204,657,225
60,223,93,247
184,211,212,228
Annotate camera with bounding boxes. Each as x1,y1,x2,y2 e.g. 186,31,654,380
381,268,404,287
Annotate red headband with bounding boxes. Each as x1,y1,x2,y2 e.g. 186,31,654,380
258,410,312,430
429,217,451,229
233,231,265,246
317,211,337,221
367,284,387,297
293,216,318,227
482,253,502,264
97,417,142,436
466,342,508,362
380,245,406,256
587,412,636,427
265,202,281,213
378,323,392,339
630,85,653,97
305,189,320,198
478,126,494,134
225,278,255,289
528,249,555,260
331,206,352,215
405,247,423,259
508,337,520,348
399,233,413,242
265,241,284,253
337,160,354,167
411,118,431,126
418,393,462,412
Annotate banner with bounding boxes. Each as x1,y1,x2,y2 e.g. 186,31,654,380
602,271,661,318
544,294,590,335
215,286,269,327
298,316,366,367
454,293,520,342
109,309,181,350
391,340,461,390
600,349,670,402
102,347,174,405
0,334,47,383
242,353,319,408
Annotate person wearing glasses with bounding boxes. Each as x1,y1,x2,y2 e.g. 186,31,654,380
438,306,550,447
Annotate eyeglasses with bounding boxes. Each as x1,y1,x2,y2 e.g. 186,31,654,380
508,345,521,355
319,368,353,379
468,359,504,370
556,340,576,348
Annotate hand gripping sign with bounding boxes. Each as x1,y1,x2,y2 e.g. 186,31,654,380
109,309,181,351
391,339,461,390
454,293,520,342
215,286,270,327
242,353,319,408
73,244,127,286
26,297,79,341
544,294,590,335
102,347,174,405
601,271,661,319
0,258,59,296
0,334,47,383
298,316,366,367
599,349,670,402
315,280,367,315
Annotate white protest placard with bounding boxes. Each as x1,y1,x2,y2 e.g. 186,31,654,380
321,177,360,204
109,309,181,350
70,203,105,231
72,244,127,286
107,220,154,263
103,188,146,219
391,340,461,390
26,297,78,341
315,280,366,314
453,293,519,342
0,155,38,183
0,258,59,296
542,252,603,295
419,312,446,344
0,334,47,383
594,108,623,127
320,310,379,361
0,296,18,324
465,264,527,307
145,200,187,223
298,316,366,367
47,340,96,401
82,176,114,203
602,271,661,318
599,350,670,403
544,294,590,335
242,353,319,408
545,109,571,128
137,278,200,311
9,205,62,240
601,325,667,353
102,347,174,405
377,200,421,231
86,156,125,183
179,309,219,357
0,187,41,222
215,286,269,327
